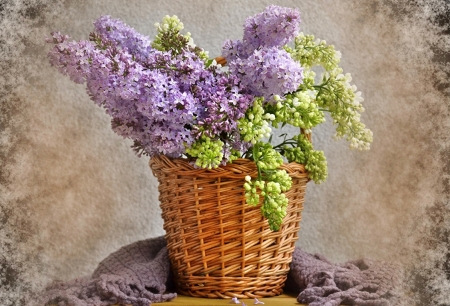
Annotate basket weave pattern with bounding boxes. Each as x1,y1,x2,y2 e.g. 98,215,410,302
149,155,308,298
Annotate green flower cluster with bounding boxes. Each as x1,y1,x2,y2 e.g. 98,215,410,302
253,142,284,171
235,30,372,229
280,134,327,183
238,97,274,144
238,102,295,230
152,15,188,55
152,15,209,61
285,33,341,70
286,32,373,151
243,142,293,231
315,70,373,150
185,136,224,169
268,93,324,131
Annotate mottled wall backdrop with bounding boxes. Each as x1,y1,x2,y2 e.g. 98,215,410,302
1,0,449,305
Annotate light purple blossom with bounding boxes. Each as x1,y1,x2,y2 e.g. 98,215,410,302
222,39,247,63
47,16,253,160
222,6,303,101
228,47,303,100
94,15,155,63
243,5,300,50
47,32,94,84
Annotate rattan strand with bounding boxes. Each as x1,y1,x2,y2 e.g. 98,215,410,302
150,156,308,299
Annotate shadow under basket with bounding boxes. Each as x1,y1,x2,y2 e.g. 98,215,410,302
149,155,308,299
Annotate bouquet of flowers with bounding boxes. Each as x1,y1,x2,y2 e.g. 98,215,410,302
47,5,372,231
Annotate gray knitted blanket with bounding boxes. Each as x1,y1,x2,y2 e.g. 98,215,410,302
35,236,401,306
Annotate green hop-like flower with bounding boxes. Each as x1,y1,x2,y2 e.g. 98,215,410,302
185,136,224,169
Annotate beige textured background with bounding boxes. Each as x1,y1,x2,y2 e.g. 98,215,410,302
1,0,449,304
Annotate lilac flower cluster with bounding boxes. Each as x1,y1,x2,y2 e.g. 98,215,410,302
47,33,94,84
228,47,303,101
222,5,303,101
93,15,154,63
243,5,301,51
47,16,252,159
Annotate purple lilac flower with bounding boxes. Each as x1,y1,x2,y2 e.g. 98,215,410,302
47,16,254,160
94,16,155,63
222,5,300,61
222,39,247,62
194,72,253,136
228,47,303,101
222,6,303,102
48,31,197,157
146,120,194,157
47,32,94,84
243,5,300,51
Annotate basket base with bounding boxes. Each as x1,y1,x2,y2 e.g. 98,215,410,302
175,275,286,299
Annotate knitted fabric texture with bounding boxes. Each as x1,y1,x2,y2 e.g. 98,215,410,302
285,248,403,306
36,236,401,306
36,236,176,306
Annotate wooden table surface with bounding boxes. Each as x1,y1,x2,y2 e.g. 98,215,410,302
143,293,305,306
51,293,306,306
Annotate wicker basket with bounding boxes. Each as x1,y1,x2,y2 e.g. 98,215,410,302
149,155,308,299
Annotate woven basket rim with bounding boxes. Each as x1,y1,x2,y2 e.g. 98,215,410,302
149,154,309,179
